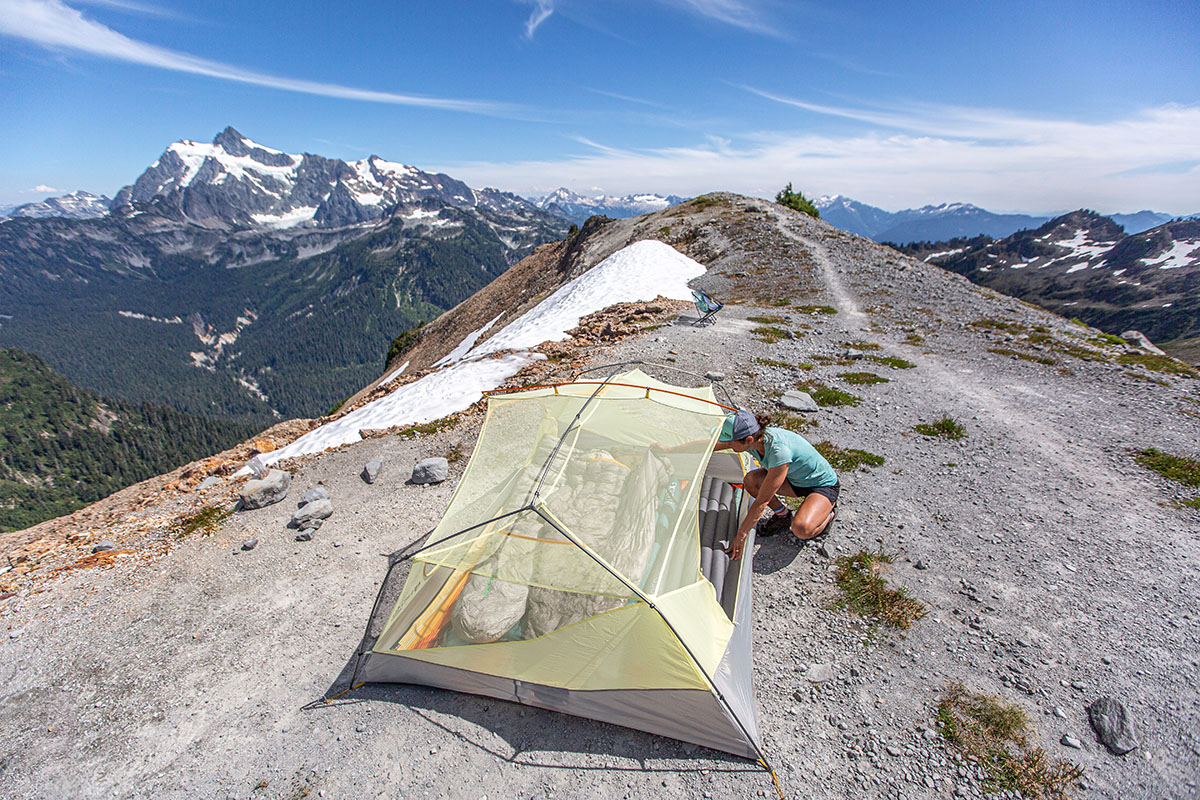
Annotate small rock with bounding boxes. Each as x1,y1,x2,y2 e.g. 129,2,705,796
778,390,819,412
806,663,835,683
239,469,291,509
817,542,834,559
296,530,314,542
292,498,334,527
1054,706,1067,719
91,541,117,554
412,457,450,485
362,457,383,484
9,629,23,639
301,486,330,504
246,455,269,479
1061,734,1083,749
298,517,324,532
333,541,342,548
1088,697,1138,755
241,538,258,551
914,559,928,570
886,745,902,757
705,371,725,381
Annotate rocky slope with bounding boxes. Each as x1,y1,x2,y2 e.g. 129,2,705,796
532,187,688,225
0,195,1197,799
0,191,111,220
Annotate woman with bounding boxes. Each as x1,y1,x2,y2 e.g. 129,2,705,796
716,409,838,560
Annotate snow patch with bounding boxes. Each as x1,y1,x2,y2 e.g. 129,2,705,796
1140,239,1198,270
250,206,317,228
258,240,704,466
434,313,504,368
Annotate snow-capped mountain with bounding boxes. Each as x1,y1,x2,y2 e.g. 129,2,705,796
910,210,1200,346
112,127,546,230
1,191,111,220
815,195,1049,243
532,188,688,225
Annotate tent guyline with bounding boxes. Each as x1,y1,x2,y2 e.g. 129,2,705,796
338,366,783,796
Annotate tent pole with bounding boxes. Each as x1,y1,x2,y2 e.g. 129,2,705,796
529,505,783,789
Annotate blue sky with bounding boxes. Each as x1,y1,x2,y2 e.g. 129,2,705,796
1,0,1198,214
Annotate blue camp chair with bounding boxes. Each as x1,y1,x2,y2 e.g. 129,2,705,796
691,289,724,326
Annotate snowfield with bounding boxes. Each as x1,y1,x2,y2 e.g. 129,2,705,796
260,240,706,466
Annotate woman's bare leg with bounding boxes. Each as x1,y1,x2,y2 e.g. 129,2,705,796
790,492,834,540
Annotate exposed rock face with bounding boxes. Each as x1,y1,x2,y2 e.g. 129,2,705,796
239,470,291,509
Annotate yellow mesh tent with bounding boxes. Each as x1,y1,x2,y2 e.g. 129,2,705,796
360,368,768,763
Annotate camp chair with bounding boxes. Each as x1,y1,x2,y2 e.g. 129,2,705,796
691,289,723,326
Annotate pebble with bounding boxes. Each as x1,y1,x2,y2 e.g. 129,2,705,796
1061,734,1083,749
914,559,928,570
806,663,835,683
241,538,257,551
705,371,725,381
91,541,117,554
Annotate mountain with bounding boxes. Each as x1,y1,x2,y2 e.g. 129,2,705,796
0,348,258,531
903,210,1200,356
0,191,111,220
532,187,688,225
816,195,1049,243
1110,210,1174,234
0,129,568,423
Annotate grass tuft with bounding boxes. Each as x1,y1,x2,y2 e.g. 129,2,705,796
843,340,883,351
868,354,916,369
775,412,819,432
1117,352,1199,378
989,347,1057,365
937,684,1082,799
799,381,862,407
839,371,889,385
747,314,789,324
797,305,837,315
971,318,1026,333
1135,448,1200,488
397,417,459,438
814,440,884,471
177,505,232,539
832,548,925,628
915,415,967,440
751,325,793,343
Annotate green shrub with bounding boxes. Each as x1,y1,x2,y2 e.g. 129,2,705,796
868,354,916,369
751,325,792,344
797,305,837,315
1136,448,1200,488
747,315,789,324
774,182,820,218
177,505,232,539
385,322,425,365
832,548,925,628
1118,352,1198,378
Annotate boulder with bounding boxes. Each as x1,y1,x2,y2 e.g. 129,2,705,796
1120,330,1165,355
779,390,819,412
239,469,291,509
362,457,383,484
1088,697,1138,755
412,457,450,485
291,498,333,527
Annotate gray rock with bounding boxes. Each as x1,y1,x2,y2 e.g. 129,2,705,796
817,542,834,559
291,498,333,527
91,541,117,554
197,476,222,491
1088,697,1138,755
362,457,383,484
705,371,725,381
298,518,323,532
295,530,314,542
806,662,835,683
914,559,928,570
300,486,330,504
845,348,865,360
886,745,902,757
241,538,258,551
239,469,291,510
412,457,450,485
778,390,819,412
246,455,269,480
1061,734,1083,749
1120,330,1165,355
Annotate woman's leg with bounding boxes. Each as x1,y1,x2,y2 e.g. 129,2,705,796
790,492,834,540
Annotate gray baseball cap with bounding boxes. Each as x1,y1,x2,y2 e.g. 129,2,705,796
718,409,760,442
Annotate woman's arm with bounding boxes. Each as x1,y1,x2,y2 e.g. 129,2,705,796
725,464,788,560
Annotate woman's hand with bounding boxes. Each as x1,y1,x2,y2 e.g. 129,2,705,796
725,530,749,560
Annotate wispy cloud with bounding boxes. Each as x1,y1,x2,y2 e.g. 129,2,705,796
438,104,1200,215
30,184,60,193
521,0,555,39
666,0,784,38
0,0,514,116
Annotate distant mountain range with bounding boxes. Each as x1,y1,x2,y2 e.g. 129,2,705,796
815,195,1176,244
530,188,688,225
0,128,567,423
894,210,1200,355
0,191,111,220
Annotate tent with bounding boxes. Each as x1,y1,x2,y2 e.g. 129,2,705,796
358,367,771,769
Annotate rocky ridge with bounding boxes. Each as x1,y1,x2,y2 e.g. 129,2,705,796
0,195,1197,799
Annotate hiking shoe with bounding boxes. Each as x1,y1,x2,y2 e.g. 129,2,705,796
755,510,793,538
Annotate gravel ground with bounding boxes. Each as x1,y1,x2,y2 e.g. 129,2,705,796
1,196,1197,799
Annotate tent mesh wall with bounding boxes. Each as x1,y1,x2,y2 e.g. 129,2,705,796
373,370,730,686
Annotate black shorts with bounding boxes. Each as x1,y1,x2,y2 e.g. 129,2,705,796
788,480,839,506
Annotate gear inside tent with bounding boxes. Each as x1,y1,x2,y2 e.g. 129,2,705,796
357,367,768,763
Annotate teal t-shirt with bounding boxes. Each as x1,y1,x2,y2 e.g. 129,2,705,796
752,427,838,488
